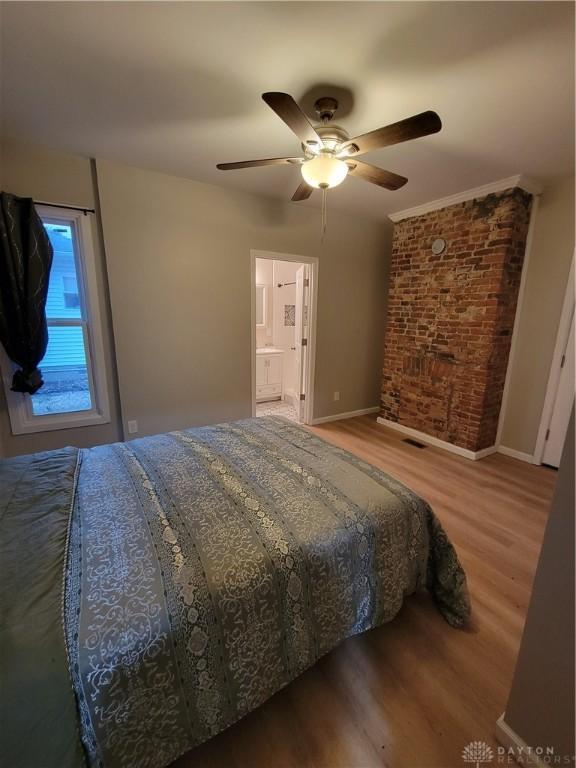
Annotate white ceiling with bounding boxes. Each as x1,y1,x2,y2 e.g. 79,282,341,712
1,1,574,221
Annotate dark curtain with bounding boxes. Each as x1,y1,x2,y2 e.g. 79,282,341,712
0,192,53,394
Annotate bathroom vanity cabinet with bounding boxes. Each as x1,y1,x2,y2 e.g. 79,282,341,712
256,349,284,402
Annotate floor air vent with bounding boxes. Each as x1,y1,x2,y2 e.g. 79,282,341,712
403,438,427,449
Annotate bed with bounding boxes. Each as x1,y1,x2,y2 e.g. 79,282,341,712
0,416,470,768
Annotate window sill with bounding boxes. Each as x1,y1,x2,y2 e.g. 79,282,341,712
8,410,110,435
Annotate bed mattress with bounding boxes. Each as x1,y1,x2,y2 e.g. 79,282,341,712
0,416,470,768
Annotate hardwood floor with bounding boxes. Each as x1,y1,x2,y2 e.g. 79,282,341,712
173,415,556,768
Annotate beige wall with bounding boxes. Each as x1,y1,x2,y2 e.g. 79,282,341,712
0,139,123,457
96,159,390,438
0,137,571,458
0,140,390,456
503,408,574,757
500,175,575,455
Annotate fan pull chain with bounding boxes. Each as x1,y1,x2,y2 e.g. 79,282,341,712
321,186,327,242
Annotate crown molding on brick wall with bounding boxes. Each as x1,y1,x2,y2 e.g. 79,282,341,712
388,175,544,223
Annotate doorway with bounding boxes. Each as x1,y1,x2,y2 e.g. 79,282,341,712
535,257,575,468
251,250,318,424
541,308,575,467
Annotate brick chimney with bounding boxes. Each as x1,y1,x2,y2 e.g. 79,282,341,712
380,187,533,452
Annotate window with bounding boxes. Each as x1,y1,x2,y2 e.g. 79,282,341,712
1,205,110,434
62,274,80,309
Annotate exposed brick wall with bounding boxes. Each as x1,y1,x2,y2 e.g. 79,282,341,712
380,188,532,452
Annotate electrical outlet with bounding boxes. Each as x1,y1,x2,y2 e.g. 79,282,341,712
333,391,340,402
127,420,138,434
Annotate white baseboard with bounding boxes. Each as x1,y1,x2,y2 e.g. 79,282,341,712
474,445,499,460
497,445,537,464
376,417,497,461
495,714,550,767
311,406,379,425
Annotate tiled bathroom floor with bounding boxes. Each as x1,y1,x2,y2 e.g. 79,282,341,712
255,399,299,422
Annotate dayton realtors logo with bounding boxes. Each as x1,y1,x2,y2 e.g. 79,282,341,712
462,741,575,766
463,742,494,768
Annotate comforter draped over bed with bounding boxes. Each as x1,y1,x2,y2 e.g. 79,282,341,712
1,417,470,768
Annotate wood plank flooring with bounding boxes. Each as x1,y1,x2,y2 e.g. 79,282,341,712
173,415,556,768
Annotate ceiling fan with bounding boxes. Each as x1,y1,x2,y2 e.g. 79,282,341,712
216,92,442,202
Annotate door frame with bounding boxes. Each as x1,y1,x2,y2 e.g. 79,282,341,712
533,253,575,465
250,249,319,425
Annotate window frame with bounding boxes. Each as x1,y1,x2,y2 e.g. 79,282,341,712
1,205,111,434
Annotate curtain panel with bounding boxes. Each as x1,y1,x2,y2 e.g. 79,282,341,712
0,192,53,394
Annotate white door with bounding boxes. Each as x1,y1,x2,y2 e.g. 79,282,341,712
542,310,575,467
294,264,309,422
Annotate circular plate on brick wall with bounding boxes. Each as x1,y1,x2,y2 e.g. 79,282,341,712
431,238,446,255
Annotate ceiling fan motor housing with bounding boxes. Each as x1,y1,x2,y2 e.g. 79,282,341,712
304,123,350,156
314,96,339,122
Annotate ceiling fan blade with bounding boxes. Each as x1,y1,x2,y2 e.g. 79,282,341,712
346,160,408,190
217,157,302,170
262,92,322,148
292,181,313,201
340,111,442,157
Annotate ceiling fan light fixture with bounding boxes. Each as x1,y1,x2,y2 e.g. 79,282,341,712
218,93,442,240
301,153,348,189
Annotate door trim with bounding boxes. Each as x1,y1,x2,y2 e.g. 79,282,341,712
533,252,575,465
250,250,319,425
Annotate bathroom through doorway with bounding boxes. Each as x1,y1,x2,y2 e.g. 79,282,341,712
251,250,318,424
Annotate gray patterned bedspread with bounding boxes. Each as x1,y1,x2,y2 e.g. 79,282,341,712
0,417,470,768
